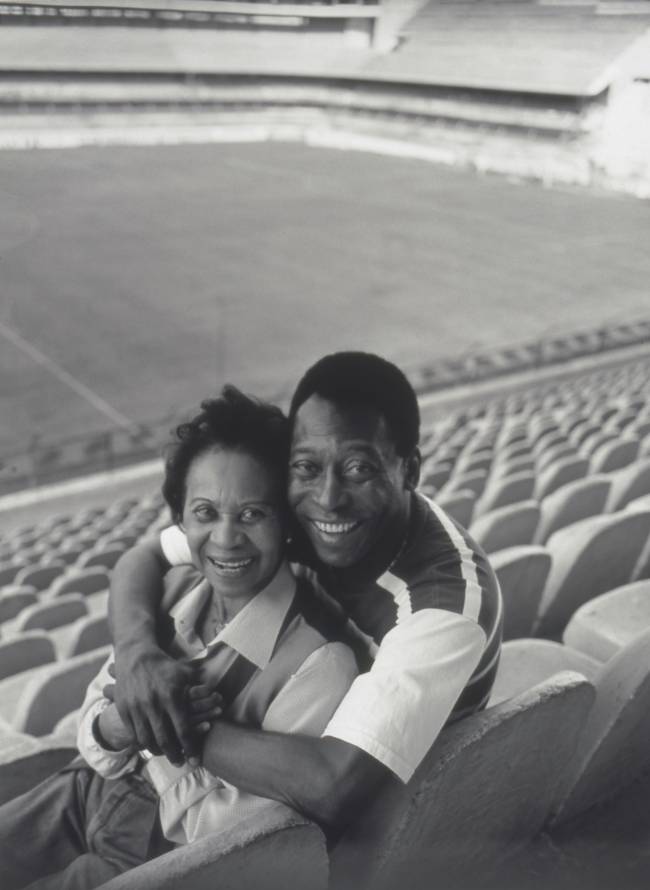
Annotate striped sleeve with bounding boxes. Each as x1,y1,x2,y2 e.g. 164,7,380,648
322,609,486,783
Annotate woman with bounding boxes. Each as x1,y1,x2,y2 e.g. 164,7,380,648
0,386,358,889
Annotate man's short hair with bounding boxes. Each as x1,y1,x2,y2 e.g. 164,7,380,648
289,352,420,457
162,385,289,523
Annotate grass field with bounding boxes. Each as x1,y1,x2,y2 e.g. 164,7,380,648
1,140,649,456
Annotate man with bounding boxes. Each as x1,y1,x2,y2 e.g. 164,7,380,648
109,352,502,832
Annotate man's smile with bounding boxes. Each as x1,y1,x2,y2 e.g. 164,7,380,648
310,519,362,538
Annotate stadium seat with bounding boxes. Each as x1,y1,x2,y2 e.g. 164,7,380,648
12,644,111,736
0,731,77,806
439,470,487,499
13,593,88,634
0,586,38,623
99,809,328,890
563,580,650,662
490,455,536,479
533,475,611,545
435,491,476,529
534,456,589,501
77,547,125,570
551,629,650,825
533,509,650,639
535,443,577,473
64,613,111,658
474,471,536,518
0,632,57,681
0,563,29,586
421,462,453,491
52,709,81,745
330,673,594,890
488,640,601,707
454,450,493,476
490,546,551,641
604,458,650,512
469,500,540,554
14,563,67,592
46,569,111,600
590,437,640,473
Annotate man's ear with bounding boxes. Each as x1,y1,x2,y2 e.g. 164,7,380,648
404,448,421,491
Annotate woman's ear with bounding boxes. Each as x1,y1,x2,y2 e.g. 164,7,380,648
404,448,421,491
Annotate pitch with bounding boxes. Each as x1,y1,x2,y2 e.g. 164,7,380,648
0,140,648,455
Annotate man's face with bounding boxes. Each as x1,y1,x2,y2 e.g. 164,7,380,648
288,395,415,570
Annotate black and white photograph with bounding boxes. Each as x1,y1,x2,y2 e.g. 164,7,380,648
0,2,649,888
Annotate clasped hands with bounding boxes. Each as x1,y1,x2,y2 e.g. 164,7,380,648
101,649,223,767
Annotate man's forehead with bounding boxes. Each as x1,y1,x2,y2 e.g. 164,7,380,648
291,395,395,452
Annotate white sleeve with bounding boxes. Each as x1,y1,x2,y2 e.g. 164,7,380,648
76,652,140,779
160,525,192,566
323,609,486,783
148,642,358,845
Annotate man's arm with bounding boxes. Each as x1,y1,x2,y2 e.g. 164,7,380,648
202,724,389,832
109,536,196,763
202,609,486,830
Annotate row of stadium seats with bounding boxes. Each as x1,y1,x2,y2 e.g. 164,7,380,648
0,356,649,886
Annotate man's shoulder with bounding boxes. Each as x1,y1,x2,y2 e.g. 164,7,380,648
390,492,501,622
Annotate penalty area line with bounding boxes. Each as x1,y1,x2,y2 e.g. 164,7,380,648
0,318,134,431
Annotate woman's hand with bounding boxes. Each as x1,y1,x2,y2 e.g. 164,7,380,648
187,684,224,735
96,704,137,752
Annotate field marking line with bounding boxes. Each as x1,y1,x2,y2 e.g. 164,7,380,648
0,318,134,430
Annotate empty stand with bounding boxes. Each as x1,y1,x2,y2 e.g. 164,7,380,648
46,568,111,599
13,593,88,633
489,640,601,707
469,500,540,554
0,586,38,623
0,631,57,681
563,580,650,662
12,644,111,736
331,672,594,890
533,476,611,545
490,546,551,641
552,630,650,824
533,509,650,639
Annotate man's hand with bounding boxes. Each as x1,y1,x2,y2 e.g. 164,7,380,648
107,647,197,766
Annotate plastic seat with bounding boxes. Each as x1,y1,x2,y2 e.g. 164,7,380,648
439,470,487,499
590,438,640,473
0,563,28,587
0,586,38,623
435,490,475,529
563,580,650,661
551,629,650,824
469,501,540,554
534,456,589,501
14,594,88,633
14,563,66,592
533,475,611,545
488,639,601,706
420,462,453,492
100,810,328,890
77,548,124,571
604,458,650,512
64,613,111,658
46,569,111,600
12,644,111,736
330,673,594,890
474,471,536,518
490,546,552,641
533,509,650,639
0,632,57,681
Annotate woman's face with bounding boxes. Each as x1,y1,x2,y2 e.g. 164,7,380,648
181,447,285,601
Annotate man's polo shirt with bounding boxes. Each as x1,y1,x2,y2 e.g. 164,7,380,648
77,561,358,844
160,493,502,785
